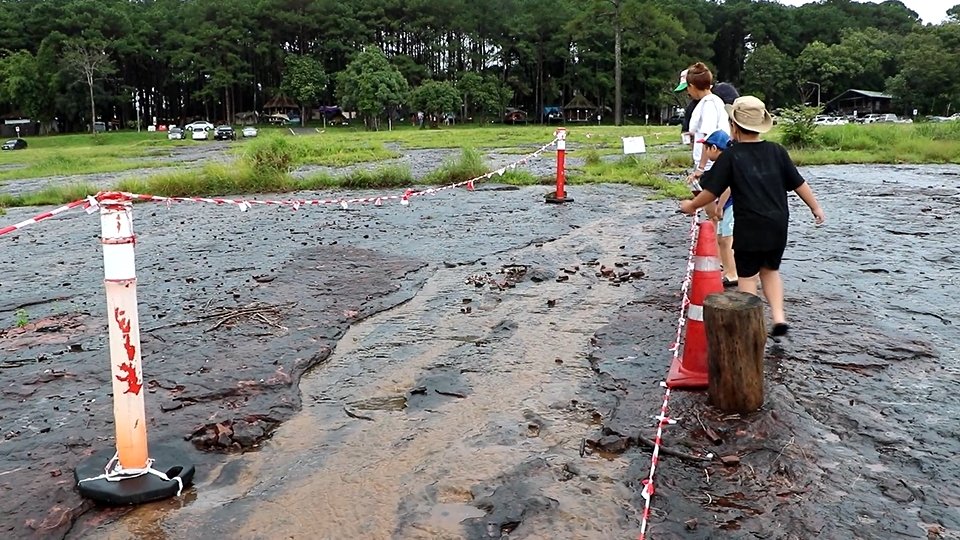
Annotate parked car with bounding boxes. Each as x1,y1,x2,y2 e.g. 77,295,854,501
184,120,214,132
814,115,848,126
1,138,27,150
167,127,184,140
667,112,684,126
191,129,208,141
242,126,258,138
213,125,236,140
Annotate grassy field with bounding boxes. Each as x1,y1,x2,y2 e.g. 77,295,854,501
1,121,959,213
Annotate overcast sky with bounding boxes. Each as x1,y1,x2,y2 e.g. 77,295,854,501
773,0,953,24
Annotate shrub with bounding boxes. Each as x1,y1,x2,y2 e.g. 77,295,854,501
582,149,602,166
243,136,300,176
424,148,488,184
778,105,821,148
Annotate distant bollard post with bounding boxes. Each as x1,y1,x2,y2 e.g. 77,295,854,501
545,127,573,204
75,194,195,505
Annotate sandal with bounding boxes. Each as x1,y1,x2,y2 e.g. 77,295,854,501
722,277,738,288
771,323,789,337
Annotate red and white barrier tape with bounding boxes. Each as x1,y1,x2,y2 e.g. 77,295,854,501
0,196,98,238
0,139,557,238
108,140,556,212
638,213,699,540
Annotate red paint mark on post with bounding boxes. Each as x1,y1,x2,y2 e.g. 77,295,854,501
116,362,142,395
113,307,141,395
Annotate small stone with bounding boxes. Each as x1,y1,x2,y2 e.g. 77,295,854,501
556,275,569,282
720,455,740,466
685,518,698,531
547,299,557,307
597,434,629,453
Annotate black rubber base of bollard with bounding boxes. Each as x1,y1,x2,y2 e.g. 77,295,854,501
545,191,574,204
75,444,195,505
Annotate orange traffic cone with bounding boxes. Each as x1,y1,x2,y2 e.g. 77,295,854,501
667,220,724,389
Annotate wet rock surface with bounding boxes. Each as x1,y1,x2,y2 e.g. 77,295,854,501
0,164,958,539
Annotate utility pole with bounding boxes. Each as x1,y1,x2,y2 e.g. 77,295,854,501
806,81,821,108
611,0,622,126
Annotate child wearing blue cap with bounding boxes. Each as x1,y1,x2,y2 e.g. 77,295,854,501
697,130,738,287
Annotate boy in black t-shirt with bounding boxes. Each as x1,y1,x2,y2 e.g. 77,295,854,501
679,96,825,336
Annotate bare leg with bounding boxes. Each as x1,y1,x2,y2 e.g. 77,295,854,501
718,236,737,281
738,274,759,295
759,268,786,324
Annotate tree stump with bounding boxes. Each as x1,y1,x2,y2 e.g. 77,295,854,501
703,291,766,413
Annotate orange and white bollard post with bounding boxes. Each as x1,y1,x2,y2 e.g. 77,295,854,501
101,196,149,468
545,127,573,204
75,193,194,505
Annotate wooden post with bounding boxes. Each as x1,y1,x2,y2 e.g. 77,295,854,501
703,291,766,413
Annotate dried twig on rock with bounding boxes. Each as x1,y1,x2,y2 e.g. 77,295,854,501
144,301,297,333
343,405,374,421
207,302,297,332
636,435,714,463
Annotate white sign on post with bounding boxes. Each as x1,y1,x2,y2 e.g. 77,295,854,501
622,136,646,155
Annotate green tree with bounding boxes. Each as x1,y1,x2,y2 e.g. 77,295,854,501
742,44,794,108
456,72,484,122
476,76,513,121
831,28,899,92
281,55,329,127
795,41,858,101
949,4,960,23
410,80,460,127
0,50,43,119
886,28,960,115
336,47,409,130
621,2,687,119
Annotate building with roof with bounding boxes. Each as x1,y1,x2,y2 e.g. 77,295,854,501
824,89,893,116
564,94,597,122
262,94,299,116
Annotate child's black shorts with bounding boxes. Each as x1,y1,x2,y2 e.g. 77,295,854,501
735,247,785,278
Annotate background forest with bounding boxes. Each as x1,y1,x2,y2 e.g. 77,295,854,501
0,0,958,132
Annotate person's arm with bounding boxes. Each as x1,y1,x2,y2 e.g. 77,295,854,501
679,189,720,215
717,187,731,209
794,182,825,224
778,144,824,224
707,187,731,220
